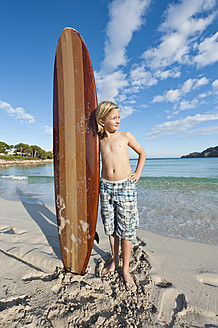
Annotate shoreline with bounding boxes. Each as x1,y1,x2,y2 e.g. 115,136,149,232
0,158,53,167
1,195,217,247
0,197,217,327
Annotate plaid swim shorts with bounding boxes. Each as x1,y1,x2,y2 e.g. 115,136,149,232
100,178,139,241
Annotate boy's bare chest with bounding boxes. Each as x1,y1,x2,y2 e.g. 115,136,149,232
100,137,128,157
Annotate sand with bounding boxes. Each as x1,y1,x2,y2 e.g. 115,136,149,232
0,197,217,327
0,159,53,167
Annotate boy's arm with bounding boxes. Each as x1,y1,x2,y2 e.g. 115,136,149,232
126,132,146,183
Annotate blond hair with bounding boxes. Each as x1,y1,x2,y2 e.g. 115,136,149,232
95,101,120,139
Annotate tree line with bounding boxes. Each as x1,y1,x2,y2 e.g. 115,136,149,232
0,141,53,160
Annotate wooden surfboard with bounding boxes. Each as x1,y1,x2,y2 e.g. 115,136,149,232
53,27,99,275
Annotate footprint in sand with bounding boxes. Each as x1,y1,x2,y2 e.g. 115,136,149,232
0,227,27,235
197,273,218,288
152,275,172,288
0,227,16,234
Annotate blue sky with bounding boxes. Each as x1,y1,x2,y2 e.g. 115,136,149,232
0,0,217,158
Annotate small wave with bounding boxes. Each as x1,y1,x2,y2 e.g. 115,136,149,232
28,175,54,179
1,175,28,180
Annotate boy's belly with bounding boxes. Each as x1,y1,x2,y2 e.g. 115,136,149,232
101,164,132,181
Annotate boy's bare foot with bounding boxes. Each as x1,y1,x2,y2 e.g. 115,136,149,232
101,261,119,277
123,271,136,285
123,272,137,292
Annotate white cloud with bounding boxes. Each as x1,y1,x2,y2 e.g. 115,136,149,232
95,0,216,114
212,79,218,87
43,125,53,135
102,0,151,73
179,98,199,111
96,0,151,104
194,77,210,89
194,32,218,67
182,78,196,93
166,89,181,103
184,124,218,136
198,92,208,98
0,100,35,123
181,77,209,93
154,69,181,80
142,0,216,69
152,95,165,103
129,65,181,90
146,112,218,138
152,76,209,103
130,65,157,87
153,88,181,103
160,0,216,32
198,92,208,99
212,79,218,94
143,32,188,69
125,100,136,104
121,105,136,119
95,70,128,102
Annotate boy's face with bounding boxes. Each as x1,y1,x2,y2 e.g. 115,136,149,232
102,108,120,133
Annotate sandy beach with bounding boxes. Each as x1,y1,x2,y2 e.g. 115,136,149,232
0,197,218,327
0,159,53,167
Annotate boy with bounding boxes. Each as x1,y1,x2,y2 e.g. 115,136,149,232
95,101,146,285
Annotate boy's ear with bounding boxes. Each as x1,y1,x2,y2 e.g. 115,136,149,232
99,119,104,127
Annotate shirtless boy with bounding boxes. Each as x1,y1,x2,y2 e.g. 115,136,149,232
95,101,146,285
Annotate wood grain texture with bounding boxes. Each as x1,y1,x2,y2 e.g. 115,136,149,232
53,28,99,275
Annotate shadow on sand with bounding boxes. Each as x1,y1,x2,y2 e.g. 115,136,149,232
16,188,62,260
16,188,109,267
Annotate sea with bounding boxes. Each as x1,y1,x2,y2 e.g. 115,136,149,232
0,158,217,245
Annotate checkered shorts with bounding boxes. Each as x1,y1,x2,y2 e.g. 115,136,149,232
100,178,139,241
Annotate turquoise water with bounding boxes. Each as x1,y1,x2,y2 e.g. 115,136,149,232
0,158,217,245
0,164,54,206
133,157,218,179
137,176,218,245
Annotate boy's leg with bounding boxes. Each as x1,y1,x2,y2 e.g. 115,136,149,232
109,233,120,267
102,233,120,276
121,238,135,284
100,180,118,275
116,181,138,285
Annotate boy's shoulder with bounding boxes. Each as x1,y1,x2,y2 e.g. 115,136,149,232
120,131,133,139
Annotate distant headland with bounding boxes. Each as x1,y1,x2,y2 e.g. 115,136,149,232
181,146,218,158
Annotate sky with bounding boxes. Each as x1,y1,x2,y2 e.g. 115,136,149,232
0,0,217,158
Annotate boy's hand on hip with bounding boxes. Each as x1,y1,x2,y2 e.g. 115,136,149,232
128,172,140,183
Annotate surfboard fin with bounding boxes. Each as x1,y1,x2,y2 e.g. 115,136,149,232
94,231,99,244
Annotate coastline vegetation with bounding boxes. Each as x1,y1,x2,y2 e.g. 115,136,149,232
0,141,53,160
